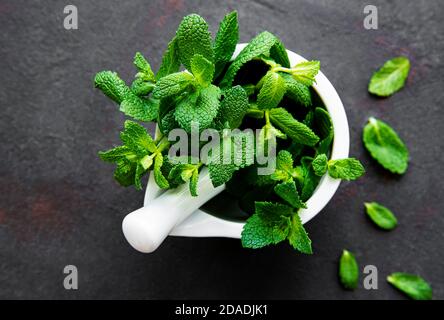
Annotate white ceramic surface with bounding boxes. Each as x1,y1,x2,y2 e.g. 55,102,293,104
144,44,349,238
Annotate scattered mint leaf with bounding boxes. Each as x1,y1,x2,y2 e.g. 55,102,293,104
257,71,286,110
312,153,328,176
156,37,180,80
339,249,359,290
363,117,409,174
387,273,432,300
176,14,214,70
274,181,306,209
288,214,312,254
290,61,320,86
369,57,410,97
365,202,397,230
269,108,320,146
213,11,239,77
327,158,365,180
191,54,215,87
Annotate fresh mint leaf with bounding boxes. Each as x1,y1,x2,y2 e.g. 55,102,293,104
131,78,155,96
168,163,200,196
114,159,137,188
176,14,214,70
99,146,133,163
153,153,169,189
241,202,292,249
120,94,159,121
288,213,312,254
363,117,409,174
369,57,410,97
156,37,180,80
133,52,155,81
216,85,249,129
339,250,359,290
94,71,131,104
213,11,239,77
269,108,320,146
221,31,282,87
387,273,432,300
327,158,365,180
281,73,312,107
365,202,397,230
153,71,196,100
312,153,328,176
134,163,147,190
174,85,221,132
314,107,334,155
290,61,320,86
257,71,286,110
300,156,321,201
274,181,306,209
269,38,290,68
190,54,214,87
119,120,157,154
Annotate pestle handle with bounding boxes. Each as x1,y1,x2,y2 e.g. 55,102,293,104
122,168,225,253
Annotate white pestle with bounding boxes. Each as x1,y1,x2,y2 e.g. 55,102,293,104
122,167,225,253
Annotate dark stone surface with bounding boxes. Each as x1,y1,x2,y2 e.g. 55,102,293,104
1,0,443,299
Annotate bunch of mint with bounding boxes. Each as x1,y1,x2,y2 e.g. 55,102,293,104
94,11,364,254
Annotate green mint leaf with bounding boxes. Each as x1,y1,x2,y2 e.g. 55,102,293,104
269,38,290,68
176,14,214,71
257,71,286,110
288,214,312,254
213,11,239,77
189,169,199,196
314,107,334,155
221,31,281,87
133,52,155,81
274,181,306,209
241,202,292,249
339,250,359,290
99,146,133,163
290,61,320,86
131,78,155,96
114,159,137,187
175,85,221,132
281,73,312,107
134,163,147,190
363,117,409,174
312,153,328,176
120,94,159,121
365,202,397,230
159,109,179,135
300,156,321,201
153,71,196,100
156,37,181,80
153,153,169,189
216,85,249,129
190,54,214,87
368,57,410,97
269,108,320,146
94,71,131,104
327,158,365,180
120,120,157,155
387,273,432,300
207,131,255,187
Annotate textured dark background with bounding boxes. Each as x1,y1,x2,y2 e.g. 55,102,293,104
1,0,443,300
